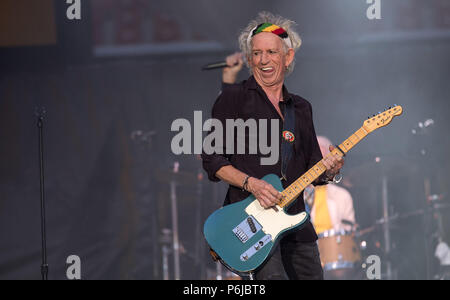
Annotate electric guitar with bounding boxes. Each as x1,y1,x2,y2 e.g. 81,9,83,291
203,105,403,275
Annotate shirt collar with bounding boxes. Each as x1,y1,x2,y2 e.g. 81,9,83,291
245,75,293,103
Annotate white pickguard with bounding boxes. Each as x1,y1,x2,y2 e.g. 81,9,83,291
245,200,308,241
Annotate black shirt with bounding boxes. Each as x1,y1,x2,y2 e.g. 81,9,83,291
201,76,326,242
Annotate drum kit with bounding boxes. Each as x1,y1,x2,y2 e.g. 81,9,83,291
315,152,450,280
310,121,449,280
316,201,450,280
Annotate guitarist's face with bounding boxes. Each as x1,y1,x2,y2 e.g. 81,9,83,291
249,32,294,89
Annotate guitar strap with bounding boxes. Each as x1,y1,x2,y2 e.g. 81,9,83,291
280,99,296,181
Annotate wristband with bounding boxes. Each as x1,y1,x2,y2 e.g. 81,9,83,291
333,173,343,184
242,175,251,191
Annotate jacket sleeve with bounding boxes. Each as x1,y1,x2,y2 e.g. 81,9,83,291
201,84,240,182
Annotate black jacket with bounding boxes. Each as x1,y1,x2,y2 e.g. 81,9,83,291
201,76,326,242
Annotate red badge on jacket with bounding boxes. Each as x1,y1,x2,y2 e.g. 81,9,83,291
282,130,295,143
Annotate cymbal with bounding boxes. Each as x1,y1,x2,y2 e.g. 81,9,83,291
432,202,450,210
357,206,446,233
355,225,377,237
343,155,418,187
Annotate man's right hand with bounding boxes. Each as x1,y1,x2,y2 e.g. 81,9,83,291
222,52,243,84
246,177,283,209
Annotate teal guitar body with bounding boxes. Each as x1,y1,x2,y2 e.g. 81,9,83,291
203,174,309,275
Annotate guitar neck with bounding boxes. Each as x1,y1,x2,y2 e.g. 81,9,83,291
278,126,369,208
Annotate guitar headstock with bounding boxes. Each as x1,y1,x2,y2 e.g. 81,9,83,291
363,105,403,133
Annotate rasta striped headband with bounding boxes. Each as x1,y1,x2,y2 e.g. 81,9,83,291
247,22,293,49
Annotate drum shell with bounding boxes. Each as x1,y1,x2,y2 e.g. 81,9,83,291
317,230,361,271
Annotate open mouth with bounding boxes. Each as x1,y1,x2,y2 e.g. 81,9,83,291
260,67,274,74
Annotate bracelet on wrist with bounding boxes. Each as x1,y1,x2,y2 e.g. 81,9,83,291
333,173,343,184
324,171,334,182
242,175,251,192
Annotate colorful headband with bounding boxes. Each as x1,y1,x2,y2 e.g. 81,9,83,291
247,22,293,49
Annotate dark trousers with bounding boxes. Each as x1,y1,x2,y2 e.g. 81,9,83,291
253,238,324,280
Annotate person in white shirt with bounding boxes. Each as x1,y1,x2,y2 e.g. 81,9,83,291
303,136,359,279
304,136,356,235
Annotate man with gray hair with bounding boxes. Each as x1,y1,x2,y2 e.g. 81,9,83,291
202,12,344,280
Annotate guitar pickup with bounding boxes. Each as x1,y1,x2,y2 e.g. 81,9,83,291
232,216,262,244
247,217,257,233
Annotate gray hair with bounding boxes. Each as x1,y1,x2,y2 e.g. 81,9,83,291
238,11,302,75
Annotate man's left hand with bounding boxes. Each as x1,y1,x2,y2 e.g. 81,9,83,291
322,145,344,179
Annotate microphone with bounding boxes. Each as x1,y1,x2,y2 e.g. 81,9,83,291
201,61,239,71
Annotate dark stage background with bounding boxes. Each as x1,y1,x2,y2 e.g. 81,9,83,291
1,0,449,279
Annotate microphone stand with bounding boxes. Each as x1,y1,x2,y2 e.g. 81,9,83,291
412,118,437,279
170,162,181,280
194,167,205,279
381,175,393,280
36,107,48,280
130,130,159,279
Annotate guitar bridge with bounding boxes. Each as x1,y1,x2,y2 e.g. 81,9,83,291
232,215,262,244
